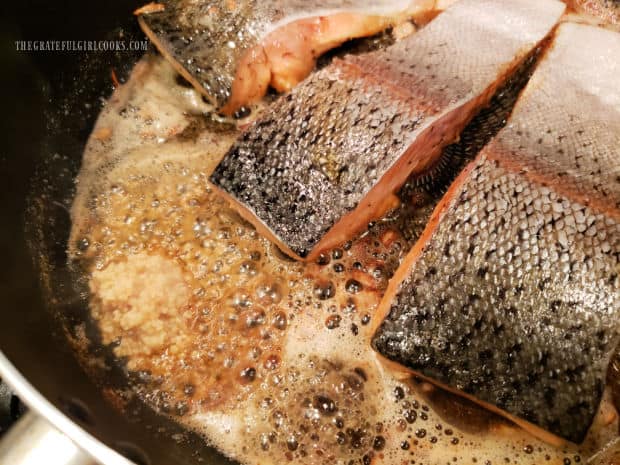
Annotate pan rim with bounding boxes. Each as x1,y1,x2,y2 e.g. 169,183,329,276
0,351,133,465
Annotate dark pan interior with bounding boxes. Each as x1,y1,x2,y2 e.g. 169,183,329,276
0,1,234,464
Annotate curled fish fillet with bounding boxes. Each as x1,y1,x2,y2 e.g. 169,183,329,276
136,0,438,114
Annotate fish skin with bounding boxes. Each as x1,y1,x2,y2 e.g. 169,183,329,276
372,23,620,444
210,0,565,260
137,0,418,111
486,22,620,219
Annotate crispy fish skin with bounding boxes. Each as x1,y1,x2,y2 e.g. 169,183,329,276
372,23,620,444
373,157,620,443
210,0,565,260
137,0,424,113
486,22,620,219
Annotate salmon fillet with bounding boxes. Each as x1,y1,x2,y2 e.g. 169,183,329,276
209,0,565,261
372,22,620,444
136,0,436,115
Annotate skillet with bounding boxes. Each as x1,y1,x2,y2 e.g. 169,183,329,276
0,2,618,465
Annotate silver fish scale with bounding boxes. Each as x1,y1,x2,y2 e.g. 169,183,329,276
140,0,410,107
210,65,420,257
373,155,620,443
